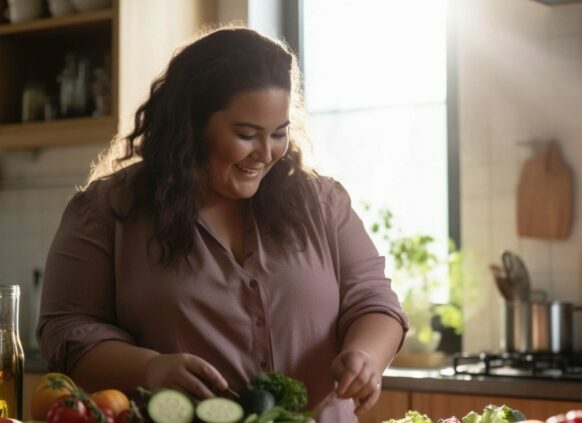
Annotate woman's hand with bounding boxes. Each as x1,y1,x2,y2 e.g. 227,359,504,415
331,349,382,416
144,353,228,400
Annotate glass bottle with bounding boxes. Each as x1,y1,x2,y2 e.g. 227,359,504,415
0,285,24,420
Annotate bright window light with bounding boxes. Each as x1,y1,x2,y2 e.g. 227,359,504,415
302,0,449,302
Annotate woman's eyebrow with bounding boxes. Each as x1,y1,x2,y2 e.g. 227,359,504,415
233,121,290,130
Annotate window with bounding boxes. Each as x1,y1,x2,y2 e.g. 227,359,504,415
301,0,450,301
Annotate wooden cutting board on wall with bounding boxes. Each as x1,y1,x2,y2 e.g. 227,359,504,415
517,141,574,239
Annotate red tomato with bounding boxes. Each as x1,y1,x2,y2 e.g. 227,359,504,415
46,395,90,423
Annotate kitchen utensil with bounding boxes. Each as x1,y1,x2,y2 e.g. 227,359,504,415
501,251,531,300
550,301,582,353
489,264,514,301
517,141,573,239
501,300,551,353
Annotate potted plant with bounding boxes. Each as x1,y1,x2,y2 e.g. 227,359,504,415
367,207,464,356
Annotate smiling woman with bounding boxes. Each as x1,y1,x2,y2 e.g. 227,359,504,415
37,27,408,423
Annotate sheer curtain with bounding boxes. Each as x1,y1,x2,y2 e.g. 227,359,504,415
302,0,449,299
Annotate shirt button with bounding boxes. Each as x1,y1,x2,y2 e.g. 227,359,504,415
256,318,265,327
249,279,258,288
260,360,267,369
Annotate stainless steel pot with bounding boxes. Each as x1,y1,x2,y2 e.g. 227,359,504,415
501,300,582,353
501,301,551,353
550,301,582,353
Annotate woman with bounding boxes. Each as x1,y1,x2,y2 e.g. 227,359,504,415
38,27,408,422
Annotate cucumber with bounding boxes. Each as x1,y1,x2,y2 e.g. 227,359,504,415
195,397,244,423
147,389,195,423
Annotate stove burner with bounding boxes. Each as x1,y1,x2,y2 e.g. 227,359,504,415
453,352,582,380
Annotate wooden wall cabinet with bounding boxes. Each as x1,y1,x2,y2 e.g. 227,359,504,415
0,0,213,149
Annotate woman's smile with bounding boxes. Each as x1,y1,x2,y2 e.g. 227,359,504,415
234,163,262,176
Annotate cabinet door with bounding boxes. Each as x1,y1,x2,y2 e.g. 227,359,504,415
411,392,582,421
359,390,410,423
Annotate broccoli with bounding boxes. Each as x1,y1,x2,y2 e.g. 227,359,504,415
250,372,308,412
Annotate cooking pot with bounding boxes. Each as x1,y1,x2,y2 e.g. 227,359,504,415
501,300,582,353
550,301,582,353
501,300,550,352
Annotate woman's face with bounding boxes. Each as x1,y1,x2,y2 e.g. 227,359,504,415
204,88,291,201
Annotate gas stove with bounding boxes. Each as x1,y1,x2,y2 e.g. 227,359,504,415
451,352,582,380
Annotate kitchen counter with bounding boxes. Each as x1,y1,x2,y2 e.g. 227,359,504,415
382,367,582,402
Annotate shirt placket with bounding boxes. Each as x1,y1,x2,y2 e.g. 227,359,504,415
243,211,273,372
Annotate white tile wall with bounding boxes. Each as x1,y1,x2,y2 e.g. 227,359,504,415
459,0,582,352
0,144,105,348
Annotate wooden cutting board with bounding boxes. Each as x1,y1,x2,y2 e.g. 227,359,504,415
517,141,573,239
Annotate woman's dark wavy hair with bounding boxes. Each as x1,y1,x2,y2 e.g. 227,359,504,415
84,27,314,266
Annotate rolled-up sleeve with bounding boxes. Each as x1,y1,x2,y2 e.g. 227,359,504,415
37,187,135,374
315,178,409,347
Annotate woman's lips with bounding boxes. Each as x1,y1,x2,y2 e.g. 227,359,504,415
235,164,262,176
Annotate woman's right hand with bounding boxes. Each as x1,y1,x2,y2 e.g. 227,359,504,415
144,353,228,399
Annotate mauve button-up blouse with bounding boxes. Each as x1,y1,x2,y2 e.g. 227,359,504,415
38,164,408,423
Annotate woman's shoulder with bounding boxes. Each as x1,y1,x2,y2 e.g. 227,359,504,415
71,161,146,218
307,174,351,206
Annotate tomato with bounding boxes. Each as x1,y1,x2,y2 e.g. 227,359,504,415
46,395,89,423
31,373,78,421
90,390,130,416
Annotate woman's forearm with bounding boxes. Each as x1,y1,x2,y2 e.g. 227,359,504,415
341,313,405,371
70,340,160,392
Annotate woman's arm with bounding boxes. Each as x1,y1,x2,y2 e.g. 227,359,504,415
332,313,404,416
71,340,228,398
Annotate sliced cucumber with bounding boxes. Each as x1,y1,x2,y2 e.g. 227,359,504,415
195,397,244,423
147,389,195,423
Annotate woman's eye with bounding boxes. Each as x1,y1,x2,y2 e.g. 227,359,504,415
237,133,255,141
272,132,287,139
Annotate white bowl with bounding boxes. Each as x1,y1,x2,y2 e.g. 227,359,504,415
48,0,76,17
5,0,43,23
70,0,111,12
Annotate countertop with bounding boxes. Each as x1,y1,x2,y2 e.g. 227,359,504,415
382,367,582,402
26,351,582,402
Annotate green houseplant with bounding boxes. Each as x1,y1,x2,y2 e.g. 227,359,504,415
367,207,464,354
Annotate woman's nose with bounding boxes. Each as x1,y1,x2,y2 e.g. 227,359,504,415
254,139,273,163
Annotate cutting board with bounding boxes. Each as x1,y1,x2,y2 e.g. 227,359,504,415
517,141,573,239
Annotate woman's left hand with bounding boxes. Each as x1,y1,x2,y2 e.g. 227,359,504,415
331,349,382,416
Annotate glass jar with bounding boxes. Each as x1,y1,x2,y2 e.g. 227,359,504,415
0,285,24,419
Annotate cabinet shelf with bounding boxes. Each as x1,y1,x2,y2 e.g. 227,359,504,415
0,9,114,36
0,115,117,149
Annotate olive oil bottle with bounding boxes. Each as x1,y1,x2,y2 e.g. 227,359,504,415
0,285,24,420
